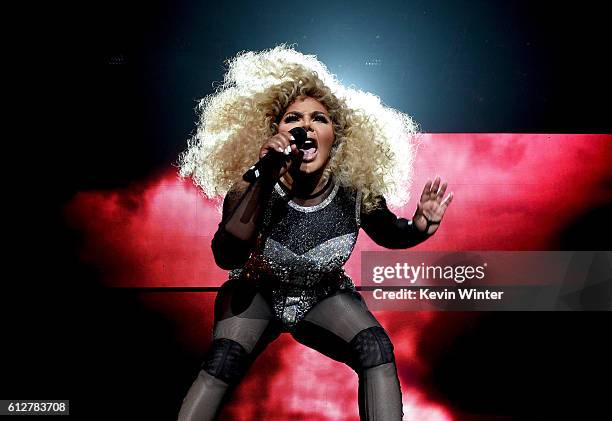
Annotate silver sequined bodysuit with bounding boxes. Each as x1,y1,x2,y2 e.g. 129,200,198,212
227,182,362,331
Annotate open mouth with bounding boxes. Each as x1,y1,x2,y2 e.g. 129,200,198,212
299,138,318,162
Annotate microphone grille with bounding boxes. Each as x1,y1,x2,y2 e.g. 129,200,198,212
288,127,308,148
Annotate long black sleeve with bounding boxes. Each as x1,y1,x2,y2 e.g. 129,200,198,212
360,195,429,249
211,177,276,270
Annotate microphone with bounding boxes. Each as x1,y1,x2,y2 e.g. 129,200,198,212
242,127,308,183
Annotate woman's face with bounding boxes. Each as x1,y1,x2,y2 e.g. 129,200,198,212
277,96,335,174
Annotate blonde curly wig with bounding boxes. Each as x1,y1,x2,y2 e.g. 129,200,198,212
179,44,419,212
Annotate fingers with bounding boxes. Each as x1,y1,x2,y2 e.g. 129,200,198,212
260,132,295,159
420,180,433,202
441,191,454,208
274,132,293,152
430,175,441,196
420,175,453,211
421,175,444,202
437,181,448,202
274,133,302,160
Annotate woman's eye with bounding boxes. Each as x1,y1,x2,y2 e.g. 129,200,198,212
283,114,328,123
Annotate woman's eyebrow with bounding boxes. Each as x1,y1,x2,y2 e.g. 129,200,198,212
284,111,330,117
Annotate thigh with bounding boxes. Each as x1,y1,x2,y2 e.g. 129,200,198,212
212,278,281,356
291,290,381,363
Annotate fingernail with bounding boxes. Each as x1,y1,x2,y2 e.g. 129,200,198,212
290,135,295,141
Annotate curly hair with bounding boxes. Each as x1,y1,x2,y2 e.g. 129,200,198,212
178,44,419,213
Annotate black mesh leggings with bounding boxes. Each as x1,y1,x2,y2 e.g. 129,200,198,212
177,279,404,420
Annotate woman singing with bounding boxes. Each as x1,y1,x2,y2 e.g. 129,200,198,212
177,45,453,420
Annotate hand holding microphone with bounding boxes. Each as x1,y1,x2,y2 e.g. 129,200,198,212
243,127,307,183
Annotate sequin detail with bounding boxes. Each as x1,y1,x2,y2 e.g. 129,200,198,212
262,234,357,278
230,184,361,331
274,182,339,213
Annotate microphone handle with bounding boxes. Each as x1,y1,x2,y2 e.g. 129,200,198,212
242,149,288,183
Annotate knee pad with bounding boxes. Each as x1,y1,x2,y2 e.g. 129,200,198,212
201,338,249,384
348,326,395,371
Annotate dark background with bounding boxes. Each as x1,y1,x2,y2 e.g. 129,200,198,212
5,0,611,419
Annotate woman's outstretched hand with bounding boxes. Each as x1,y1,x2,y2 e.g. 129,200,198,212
413,175,454,236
